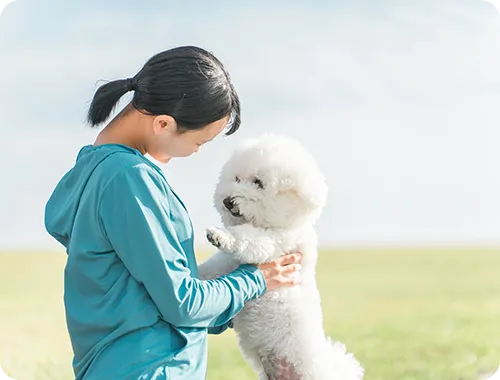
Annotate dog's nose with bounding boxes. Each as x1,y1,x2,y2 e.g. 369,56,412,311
223,197,235,210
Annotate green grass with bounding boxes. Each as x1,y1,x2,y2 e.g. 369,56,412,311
1,248,499,380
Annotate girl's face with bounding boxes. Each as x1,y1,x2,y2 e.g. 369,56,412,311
147,115,230,163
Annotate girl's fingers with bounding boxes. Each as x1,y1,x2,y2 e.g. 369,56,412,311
278,275,299,286
280,263,302,275
276,252,302,266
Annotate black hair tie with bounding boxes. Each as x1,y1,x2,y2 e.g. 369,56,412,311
126,78,135,92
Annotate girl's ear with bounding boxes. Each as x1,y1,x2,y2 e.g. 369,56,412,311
152,115,177,136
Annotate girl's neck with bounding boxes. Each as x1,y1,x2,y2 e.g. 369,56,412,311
94,104,148,155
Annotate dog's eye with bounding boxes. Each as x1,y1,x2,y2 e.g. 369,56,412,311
235,176,241,183
253,178,264,189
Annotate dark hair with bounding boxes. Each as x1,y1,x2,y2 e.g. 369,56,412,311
86,46,241,135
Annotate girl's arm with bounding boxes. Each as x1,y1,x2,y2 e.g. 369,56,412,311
99,165,266,329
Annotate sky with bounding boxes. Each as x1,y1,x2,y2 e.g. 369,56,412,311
1,0,500,251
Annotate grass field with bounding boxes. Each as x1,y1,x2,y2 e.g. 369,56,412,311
1,248,499,380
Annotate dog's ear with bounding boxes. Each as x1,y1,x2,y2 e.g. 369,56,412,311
292,175,328,211
276,180,327,217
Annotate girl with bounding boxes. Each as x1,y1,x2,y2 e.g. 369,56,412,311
44,46,301,380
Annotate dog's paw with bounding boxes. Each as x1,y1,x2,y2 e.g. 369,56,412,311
206,227,221,248
206,227,234,251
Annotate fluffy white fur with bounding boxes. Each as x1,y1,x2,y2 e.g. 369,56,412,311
198,134,364,380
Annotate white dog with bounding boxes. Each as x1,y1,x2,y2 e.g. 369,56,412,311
198,134,364,380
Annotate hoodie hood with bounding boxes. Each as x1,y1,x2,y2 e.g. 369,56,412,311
44,144,139,248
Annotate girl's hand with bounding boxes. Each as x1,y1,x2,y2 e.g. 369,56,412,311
257,253,303,292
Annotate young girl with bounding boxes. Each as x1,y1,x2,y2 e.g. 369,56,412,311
44,46,302,380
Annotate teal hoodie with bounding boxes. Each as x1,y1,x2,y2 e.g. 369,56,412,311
44,144,266,380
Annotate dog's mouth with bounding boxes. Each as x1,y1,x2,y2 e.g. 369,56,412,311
229,209,243,218
223,197,243,218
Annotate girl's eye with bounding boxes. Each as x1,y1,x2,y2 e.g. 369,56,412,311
253,178,264,189
235,176,241,183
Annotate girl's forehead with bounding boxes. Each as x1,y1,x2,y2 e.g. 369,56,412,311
203,116,231,136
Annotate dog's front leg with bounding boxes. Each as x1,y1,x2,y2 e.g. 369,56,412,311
206,225,281,264
197,252,240,280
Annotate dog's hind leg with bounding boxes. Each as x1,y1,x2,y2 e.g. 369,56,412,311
239,347,268,380
260,352,302,380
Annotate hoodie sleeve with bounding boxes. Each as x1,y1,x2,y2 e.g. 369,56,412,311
98,165,266,329
207,320,233,335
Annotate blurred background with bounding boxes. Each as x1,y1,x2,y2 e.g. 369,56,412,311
1,0,499,379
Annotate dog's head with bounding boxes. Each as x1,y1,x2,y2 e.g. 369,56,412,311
214,134,328,229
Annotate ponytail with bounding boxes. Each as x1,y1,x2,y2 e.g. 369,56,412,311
86,77,135,127
85,46,241,134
